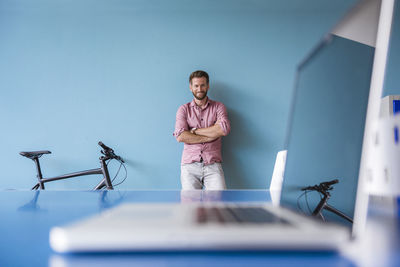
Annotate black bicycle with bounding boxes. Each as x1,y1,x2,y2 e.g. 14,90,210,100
20,142,126,190
301,179,353,224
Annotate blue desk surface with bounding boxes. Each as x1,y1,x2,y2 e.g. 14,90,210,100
0,190,398,267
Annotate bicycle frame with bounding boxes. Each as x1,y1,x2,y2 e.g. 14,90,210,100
311,190,353,224
31,155,113,190
302,179,353,224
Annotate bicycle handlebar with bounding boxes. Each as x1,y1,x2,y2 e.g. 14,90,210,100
301,179,339,192
98,141,125,163
320,179,339,188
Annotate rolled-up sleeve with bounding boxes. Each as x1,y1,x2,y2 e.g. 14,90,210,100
216,103,231,136
173,105,188,140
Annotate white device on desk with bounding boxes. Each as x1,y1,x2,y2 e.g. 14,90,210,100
269,150,287,206
49,32,375,252
364,95,400,196
51,202,348,252
365,114,400,195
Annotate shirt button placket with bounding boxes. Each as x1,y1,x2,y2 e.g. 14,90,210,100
199,106,202,158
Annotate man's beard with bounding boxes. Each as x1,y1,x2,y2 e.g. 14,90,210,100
193,91,207,100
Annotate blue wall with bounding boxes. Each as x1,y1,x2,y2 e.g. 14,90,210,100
0,0,355,189
383,0,400,96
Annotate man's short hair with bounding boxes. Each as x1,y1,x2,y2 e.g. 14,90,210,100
189,70,209,84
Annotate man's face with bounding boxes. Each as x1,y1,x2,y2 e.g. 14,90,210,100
190,77,209,101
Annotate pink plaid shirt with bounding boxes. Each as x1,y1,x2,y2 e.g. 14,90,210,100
173,98,230,165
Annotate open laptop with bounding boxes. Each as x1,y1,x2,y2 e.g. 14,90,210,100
49,33,375,252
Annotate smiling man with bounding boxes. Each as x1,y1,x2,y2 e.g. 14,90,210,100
173,70,231,190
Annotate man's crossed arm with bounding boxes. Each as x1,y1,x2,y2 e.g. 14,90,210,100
177,121,226,144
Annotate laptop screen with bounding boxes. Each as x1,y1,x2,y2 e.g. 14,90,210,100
280,34,374,226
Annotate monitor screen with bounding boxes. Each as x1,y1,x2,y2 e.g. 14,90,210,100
281,34,374,226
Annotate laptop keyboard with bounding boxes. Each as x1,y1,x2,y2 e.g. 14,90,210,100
196,206,291,225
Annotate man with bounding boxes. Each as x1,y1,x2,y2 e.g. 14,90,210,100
173,70,231,190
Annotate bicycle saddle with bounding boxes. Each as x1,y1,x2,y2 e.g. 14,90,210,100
20,150,51,159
